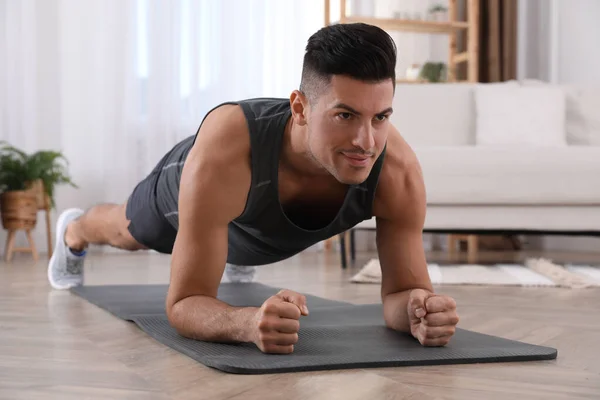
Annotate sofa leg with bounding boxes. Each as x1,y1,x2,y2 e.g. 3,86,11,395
447,235,458,257
350,229,356,261
467,235,479,264
447,234,479,263
339,233,347,269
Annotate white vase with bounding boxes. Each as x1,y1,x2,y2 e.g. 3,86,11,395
431,11,448,21
405,64,422,81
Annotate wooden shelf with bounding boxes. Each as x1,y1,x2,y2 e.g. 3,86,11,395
396,79,428,84
453,51,469,63
342,16,469,35
324,0,480,83
396,79,470,84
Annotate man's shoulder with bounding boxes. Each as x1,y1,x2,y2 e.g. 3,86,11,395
189,104,251,168
205,97,289,127
180,104,253,220
235,97,291,120
373,129,425,221
380,129,422,186
184,96,290,177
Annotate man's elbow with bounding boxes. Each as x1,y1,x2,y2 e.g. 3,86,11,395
166,293,217,341
165,298,187,335
166,295,201,340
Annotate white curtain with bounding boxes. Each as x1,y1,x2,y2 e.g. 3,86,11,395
0,0,323,254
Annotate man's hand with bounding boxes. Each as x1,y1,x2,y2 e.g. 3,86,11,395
407,289,459,347
252,289,309,354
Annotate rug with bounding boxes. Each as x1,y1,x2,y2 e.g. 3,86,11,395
350,258,600,289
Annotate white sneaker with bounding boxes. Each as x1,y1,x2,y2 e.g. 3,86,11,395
47,208,86,290
225,264,256,283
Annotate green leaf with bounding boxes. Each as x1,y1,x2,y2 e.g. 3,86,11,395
0,143,77,208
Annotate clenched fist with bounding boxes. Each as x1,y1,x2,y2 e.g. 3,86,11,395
252,289,309,354
408,289,459,347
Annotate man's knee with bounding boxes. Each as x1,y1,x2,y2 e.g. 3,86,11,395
113,202,148,251
115,229,148,251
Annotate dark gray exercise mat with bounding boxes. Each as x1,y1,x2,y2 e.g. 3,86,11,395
70,284,558,374
70,282,351,320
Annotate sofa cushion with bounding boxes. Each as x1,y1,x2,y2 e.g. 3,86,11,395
474,84,567,147
520,80,600,146
414,146,600,205
391,83,476,146
563,86,600,146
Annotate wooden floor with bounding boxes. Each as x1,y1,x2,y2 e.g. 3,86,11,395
1,247,600,399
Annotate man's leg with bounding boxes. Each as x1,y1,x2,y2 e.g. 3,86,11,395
48,202,147,290
64,203,146,252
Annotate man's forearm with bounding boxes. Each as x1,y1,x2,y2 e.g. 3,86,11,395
167,295,258,343
383,288,433,332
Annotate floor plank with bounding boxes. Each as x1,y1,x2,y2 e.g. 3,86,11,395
1,248,600,399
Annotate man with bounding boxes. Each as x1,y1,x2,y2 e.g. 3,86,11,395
48,23,459,354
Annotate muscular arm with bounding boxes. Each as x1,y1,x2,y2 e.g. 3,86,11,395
373,129,434,332
165,105,257,343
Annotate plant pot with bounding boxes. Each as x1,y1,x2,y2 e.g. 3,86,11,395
405,64,422,80
0,190,38,230
25,179,50,209
430,11,448,21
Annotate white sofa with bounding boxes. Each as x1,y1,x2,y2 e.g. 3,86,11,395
354,80,600,238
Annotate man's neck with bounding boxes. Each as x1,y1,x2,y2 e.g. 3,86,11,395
280,117,328,178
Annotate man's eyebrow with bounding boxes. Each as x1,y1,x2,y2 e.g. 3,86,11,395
332,103,393,116
377,107,394,115
332,103,361,115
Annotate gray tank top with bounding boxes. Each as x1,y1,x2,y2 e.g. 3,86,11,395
155,98,386,266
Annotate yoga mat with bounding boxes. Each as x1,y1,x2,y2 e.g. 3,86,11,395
70,283,350,320
71,283,558,374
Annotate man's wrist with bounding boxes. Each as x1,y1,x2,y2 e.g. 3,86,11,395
229,306,260,343
382,289,412,332
383,287,434,332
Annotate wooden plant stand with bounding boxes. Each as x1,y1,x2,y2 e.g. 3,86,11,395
5,228,39,262
1,190,39,262
2,180,53,262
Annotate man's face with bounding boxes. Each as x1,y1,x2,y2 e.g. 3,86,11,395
302,75,394,185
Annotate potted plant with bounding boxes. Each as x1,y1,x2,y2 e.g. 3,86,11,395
0,142,77,231
419,62,447,83
428,4,448,21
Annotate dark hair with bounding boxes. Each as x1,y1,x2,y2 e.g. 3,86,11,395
300,23,397,102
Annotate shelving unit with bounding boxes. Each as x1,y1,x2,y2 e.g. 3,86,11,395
323,0,481,264
323,0,480,83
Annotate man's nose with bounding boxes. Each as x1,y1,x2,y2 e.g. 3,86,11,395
351,123,375,151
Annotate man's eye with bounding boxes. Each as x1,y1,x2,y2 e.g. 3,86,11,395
338,112,352,120
375,114,388,121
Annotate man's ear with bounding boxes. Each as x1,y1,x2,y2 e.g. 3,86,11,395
290,90,308,126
